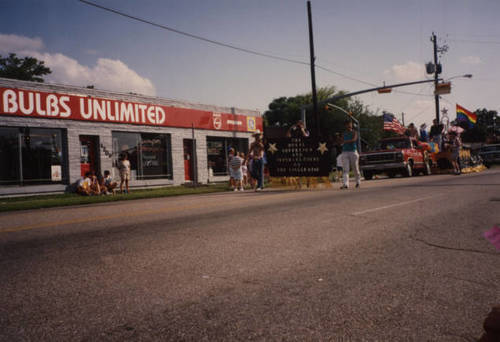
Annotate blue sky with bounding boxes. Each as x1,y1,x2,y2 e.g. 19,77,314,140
1,0,499,127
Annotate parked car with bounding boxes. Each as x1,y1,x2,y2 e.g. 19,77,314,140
359,137,434,180
479,144,500,167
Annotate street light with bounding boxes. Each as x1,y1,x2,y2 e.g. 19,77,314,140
435,74,473,121
445,74,472,81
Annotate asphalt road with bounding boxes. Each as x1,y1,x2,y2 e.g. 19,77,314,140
1,170,499,341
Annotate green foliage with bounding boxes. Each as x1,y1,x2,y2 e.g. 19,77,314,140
461,108,498,143
0,53,51,82
263,86,383,149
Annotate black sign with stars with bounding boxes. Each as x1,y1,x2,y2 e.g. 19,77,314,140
265,137,332,177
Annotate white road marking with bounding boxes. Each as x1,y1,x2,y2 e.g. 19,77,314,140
352,195,440,216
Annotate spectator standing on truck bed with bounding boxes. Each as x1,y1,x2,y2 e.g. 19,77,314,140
419,123,429,142
406,123,419,140
340,120,361,189
430,119,444,149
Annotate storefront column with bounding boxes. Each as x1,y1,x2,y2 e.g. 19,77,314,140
171,133,186,185
67,130,82,184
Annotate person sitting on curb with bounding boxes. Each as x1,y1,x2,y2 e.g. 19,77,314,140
76,172,92,196
89,171,101,195
103,170,117,195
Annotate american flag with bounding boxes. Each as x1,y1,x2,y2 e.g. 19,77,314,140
383,112,405,134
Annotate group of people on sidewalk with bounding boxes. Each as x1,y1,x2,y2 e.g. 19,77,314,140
228,132,266,192
76,170,117,196
76,152,132,196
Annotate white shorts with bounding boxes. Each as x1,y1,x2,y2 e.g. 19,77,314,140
230,169,242,180
120,172,130,181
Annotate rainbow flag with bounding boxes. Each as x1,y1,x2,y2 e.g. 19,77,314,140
456,104,477,127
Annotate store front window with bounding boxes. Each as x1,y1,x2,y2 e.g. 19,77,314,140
0,127,66,185
206,137,248,176
112,131,172,180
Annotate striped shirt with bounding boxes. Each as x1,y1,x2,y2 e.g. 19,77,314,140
229,156,243,170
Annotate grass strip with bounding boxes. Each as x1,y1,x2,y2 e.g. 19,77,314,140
0,184,228,213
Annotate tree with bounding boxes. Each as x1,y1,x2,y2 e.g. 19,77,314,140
460,108,498,143
0,53,51,82
263,86,383,148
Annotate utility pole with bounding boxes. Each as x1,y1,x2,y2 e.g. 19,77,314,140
431,32,440,123
401,112,405,126
307,1,319,136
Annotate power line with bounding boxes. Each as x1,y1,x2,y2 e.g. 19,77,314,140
315,65,377,87
316,65,433,97
79,0,395,90
79,0,310,67
393,88,433,97
397,83,433,114
79,0,435,99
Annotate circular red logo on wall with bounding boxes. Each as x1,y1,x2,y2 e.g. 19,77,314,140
213,115,222,130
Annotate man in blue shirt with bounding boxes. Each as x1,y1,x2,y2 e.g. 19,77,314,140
341,120,361,189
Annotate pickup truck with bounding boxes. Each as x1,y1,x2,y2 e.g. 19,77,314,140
359,137,434,180
479,144,500,168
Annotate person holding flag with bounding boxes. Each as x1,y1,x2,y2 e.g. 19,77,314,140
340,120,361,189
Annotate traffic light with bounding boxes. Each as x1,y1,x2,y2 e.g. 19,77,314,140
426,62,442,74
377,88,392,94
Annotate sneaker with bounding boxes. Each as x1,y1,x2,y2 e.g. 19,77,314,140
239,187,244,192
340,185,348,190
234,188,238,191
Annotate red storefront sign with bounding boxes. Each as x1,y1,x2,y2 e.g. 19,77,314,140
0,87,263,132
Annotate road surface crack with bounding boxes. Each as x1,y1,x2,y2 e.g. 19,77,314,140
409,234,499,256
409,225,499,256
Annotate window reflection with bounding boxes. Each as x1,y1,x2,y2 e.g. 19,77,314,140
207,137,248,176
0,127,65,185
112,131,172,180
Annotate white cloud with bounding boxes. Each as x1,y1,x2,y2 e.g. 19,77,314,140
384,61,426,82
0,33,156,96
0,33,43,54
459,56,482,65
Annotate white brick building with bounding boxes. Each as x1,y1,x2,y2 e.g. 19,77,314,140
0,78,262,196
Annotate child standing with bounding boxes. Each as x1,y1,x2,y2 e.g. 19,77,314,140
119,153,131,194
230,150,244,191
